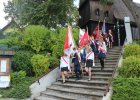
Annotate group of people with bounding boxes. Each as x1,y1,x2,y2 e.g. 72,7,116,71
60,29,114,84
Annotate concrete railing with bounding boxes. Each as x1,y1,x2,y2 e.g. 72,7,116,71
29,67,61,99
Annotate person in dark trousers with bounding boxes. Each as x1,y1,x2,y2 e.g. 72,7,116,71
98,42,106,70
77,47,84,78
73,49,81,80
90,36,98,56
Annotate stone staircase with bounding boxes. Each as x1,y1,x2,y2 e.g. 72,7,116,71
34,46,122,100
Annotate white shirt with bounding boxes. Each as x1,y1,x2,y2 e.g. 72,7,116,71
86,51,94,60
60,56,70,69
102,42,107,53
78,52,81,62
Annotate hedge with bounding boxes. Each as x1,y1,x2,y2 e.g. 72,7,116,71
119,56,140,78
112,77,140,100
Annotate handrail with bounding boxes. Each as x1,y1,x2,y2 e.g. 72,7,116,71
31,66,59,84
104,45,125,96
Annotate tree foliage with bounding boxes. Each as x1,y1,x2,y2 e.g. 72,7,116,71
21,25,50,53
4,0,78,28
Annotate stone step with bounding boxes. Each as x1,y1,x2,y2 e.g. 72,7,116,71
106,55,120,58
94,56,119,60
90,66,115,68
105,57,119,60
91,68,114,72
42,89,102,100
49,85,105,93
95,62,117,65
107,51,121,53
95,60,118,63
45,87,103,100
41,91,76,100
108,47,122,50
57,79,108,86
107,52,121,54
53,82,106,91
92,72,113,76
35,95,60,100
71,72,113,77
70,76,111,81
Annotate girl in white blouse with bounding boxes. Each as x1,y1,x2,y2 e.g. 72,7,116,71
60,52,70,83
85,47,95,81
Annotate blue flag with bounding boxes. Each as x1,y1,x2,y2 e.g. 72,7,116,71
102,19,106,34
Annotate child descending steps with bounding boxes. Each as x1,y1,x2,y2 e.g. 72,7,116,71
98,42,106,70
60,52,70,84
85,47,95,81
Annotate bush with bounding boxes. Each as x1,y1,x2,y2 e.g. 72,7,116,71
123,43,140,58
48,56,59,68
13,50,34,76
21,25,50,53
31,54,50,77
112,77,140,100
11,71,26,84
119,56,140,78
0,77,35,99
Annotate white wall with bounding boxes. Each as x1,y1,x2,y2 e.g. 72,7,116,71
30,67,61,99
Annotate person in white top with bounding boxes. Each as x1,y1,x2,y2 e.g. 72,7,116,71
102,41,107,53
60,52,70,84
85,46,95,81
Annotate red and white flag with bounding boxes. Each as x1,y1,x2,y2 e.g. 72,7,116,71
79,29,85,43
79,29,89,47
64,26,75,55
93,24,100,40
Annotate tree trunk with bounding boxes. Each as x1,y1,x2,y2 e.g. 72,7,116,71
122,0,140,34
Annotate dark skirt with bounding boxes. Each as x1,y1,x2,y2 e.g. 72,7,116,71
86,59,93,67
109,37,113,42
61,67,68,72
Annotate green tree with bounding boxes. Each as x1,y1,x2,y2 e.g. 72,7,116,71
4,0,78,28
21,25,50,53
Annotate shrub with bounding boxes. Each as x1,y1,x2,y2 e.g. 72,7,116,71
21,25,50,53
31,54,50,77
48,56,59,68
123,43,140,58
112,77,140,100
11,71,26,84
0,77,35,99
13,50,34,76
119,56,140,78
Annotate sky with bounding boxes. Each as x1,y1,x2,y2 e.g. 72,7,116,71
0,0,140,29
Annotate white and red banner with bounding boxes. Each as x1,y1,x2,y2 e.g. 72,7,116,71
64,26,75,55
79,29,89,47
93,24,100,40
